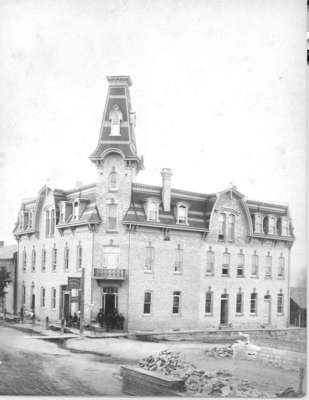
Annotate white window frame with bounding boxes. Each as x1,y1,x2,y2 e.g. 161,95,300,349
176,203,188,225
108,168,118,191
22,248,27,271
106,202,118,231
31,247,36,272
41,287,46,308
144,242,155,272
76,242,82,270
236,291,243,315
174,244,183,274
251,252,259,277
277,292,284,315
206,247,215,275
250,292,257,315
265,252,272,278
52,245,57,271
41,247,46,272
222,249,230,276
172,291,181,315
278,254,285,279
205,290,213,315
51,287,56,309
146,199,160,222
143,291,152,315
237,251,245,277
64,244,69,271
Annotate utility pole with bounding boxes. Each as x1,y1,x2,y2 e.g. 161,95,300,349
80,268,85,336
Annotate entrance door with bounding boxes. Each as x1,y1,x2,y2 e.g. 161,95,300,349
31,294,35,312
63,293,71,320
220,294,229,325
263,295,271,325
104,294,116,315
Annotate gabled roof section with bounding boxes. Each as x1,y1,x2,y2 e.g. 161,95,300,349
0,244,17,260
290,287,307,309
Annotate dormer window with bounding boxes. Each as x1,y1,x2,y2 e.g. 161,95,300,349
176,203,188,225
281,217,289,236
146,199,160,222
227,214,235,242
255,213,262,233
73,201,79,221
108,167,118,191
109,104,123,136
218,213,226,241
269,216,276,235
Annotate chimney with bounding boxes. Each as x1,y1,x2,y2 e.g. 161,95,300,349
161,168,173,212
0,241,4,248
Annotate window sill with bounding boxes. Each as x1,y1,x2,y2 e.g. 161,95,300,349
221,274,230,278
277,313,284,317
144,270,154,274
264,276,272,279
204,313,213,317
109,188,119,192
277,276,284,280
142,313,152,317
250,275,259,279
205,273,214,277
236,275,245,278
249,313,257,316
173,272,182,275
235,313,244,317
106,229,119,233
171,313,181,317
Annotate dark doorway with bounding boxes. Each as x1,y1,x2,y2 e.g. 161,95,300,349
31,294,35,311
63,293,70,320
104,294,116,315
220,294,229,325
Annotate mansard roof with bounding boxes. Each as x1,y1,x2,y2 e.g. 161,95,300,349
123,183,217,232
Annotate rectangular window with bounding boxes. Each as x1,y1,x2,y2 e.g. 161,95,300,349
73,202,79,220
41,287,46,308
255,214,262,233
250,293,257,314
107,204,117,230
23,211,29,230
143,291,152,314
145,243,154,271
205,291,213,314
218,214,226,241
147,202,159,221
237,252,245,277
278,256,285,278
236,292,243,314
64,246,69,271
282,218,289,236
51,288,56,309
222,250,230,276
227,214,235,241
77,244,82,270
206,249,215,275
269,217,276,235
22,248,27,271
174,245,183,273
52,246,57,271
41,248,46,271
172,291,181,314
177,205,187,224
265,253,272,278
22,285,26,305
277,293,284,314
251,253,259,276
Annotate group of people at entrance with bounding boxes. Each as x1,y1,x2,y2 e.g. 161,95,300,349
97,308,124,331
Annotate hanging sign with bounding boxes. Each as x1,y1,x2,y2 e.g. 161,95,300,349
68,277,81,290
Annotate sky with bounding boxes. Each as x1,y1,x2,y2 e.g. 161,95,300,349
0,0,307,286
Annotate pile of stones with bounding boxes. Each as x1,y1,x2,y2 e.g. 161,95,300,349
138,350,268,397
205,345,233,358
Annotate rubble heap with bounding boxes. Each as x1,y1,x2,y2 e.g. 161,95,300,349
138,350,268,397
204,345,233,358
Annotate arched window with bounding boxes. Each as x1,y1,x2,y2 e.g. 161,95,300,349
277,290,284,314
31,247,36,272
251,251,259,277
41,287,46,308
218,213,226,240
278,254,285,278
109,104,123,136
263,216,269,235
51,288,56,309
205,287,213,314
22,247,27,271
41,246,46,272
108,168,118,191
250,291,257,314
177,204,188,224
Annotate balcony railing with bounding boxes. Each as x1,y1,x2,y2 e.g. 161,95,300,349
93,268,126,280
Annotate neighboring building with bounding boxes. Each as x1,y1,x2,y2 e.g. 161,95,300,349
290,287,306,327
0,242,18,315
14,76,294,331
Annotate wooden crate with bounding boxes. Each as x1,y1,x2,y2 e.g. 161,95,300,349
120,366,185,396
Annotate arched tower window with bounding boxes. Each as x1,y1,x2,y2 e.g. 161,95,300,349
109,104,123,136
108,167,118,191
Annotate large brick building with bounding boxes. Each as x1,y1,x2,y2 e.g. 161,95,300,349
14,76,294,331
